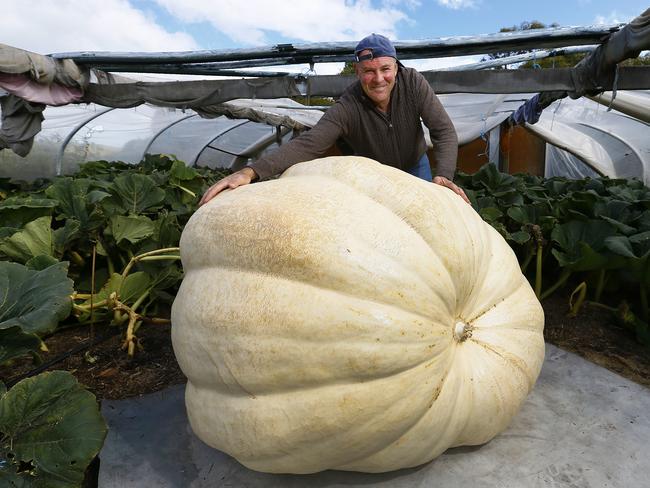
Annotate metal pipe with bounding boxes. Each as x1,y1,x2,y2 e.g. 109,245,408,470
56,107,114,175
140,113,197,161
435,45,598,71
191,119,250,167
51,24,622,65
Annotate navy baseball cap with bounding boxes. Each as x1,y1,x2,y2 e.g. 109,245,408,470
354,33,397,62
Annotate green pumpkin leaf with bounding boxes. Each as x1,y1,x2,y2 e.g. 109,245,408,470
0,227,18,239
0,327,43,365
0,216,53,263
25,254,61,271
479,206,503,223
509,230,531,245
44,178,105,233
170,160,199,181
0,261,73,335
87,272,151,306
600,215,637,236
0,371,107,488
53,219,82,257
0,196,57,228
87,189,112,204
109,215,155,244
604,236,636,258
110,174,166,214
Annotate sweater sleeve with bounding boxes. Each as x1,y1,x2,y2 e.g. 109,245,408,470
414,72,458,180
247,103,347,180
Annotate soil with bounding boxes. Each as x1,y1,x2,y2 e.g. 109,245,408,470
2,296,649,399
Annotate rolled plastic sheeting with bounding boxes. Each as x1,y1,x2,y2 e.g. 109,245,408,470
588,90,650,124
526,94,650,186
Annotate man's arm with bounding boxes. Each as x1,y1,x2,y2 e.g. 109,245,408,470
415,74,458,180
412,71,469,203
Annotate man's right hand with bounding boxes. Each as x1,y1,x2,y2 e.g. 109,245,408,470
199,167,258,207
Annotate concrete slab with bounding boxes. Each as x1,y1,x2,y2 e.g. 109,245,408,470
99,344,650,487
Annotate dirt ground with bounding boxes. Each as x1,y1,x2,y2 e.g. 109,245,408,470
2,296,649,399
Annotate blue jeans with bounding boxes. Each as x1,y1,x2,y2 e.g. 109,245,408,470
407,153,433,182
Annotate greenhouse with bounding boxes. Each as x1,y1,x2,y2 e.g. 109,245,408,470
1,5,650,488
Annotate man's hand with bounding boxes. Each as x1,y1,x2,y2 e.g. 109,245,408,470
199,167,258,207
433,175,471,204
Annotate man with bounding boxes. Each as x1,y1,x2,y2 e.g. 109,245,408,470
199,33,468,205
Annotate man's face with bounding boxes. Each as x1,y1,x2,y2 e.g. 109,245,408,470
355,51,398,110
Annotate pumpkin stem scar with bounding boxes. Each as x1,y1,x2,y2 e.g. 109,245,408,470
453,320,473,342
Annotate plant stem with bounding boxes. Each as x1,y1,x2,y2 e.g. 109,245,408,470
534,242,543,298
520,243,534,274
107,255,115,276
130,289,151,314
121,247,181,281
583,300,617,313
138,256,181,262
568,282,587,317
640,283,649,322
540,268,572,300
594,268,606,302
141,317,171,325
173,183,196,198
73,299,109,311
72,293,93,300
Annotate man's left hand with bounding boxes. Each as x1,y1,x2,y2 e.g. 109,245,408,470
433,176,471,204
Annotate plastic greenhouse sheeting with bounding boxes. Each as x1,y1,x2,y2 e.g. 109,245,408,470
0,103,292,180
525,91,650,186
1,92,649,185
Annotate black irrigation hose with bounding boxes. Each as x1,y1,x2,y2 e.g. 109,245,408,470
5,327,122,389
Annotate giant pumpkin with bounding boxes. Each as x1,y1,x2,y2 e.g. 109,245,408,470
171,156,545,474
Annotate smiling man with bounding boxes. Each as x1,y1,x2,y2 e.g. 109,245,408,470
200,33,467,205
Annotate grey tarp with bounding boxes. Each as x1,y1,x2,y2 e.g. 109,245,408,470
0,43,87,87
572,7,650,98
80,67,650,110
1,44,88,156
507,9,649,130
200,98,325,130
0,95,44,157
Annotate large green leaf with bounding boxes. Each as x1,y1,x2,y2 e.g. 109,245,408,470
0,327,42,365
44,178,105,232
507,203,553,226
0,196,57,229
0,371,107,488
551,242,612,272
109,215,155,244
471,163,518,192
0,217,53,263
25,255,61,271
607,184,646,203
479,206,503,223
52,219,81,257
635,210,650,232
550,220,621,271
84,272,151,306
0,262,73,335
170,159,199,181
109,174,166,214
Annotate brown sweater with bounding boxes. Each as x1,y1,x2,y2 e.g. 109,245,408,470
248,66,458,180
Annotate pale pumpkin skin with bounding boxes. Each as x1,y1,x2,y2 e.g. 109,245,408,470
171,156,545,474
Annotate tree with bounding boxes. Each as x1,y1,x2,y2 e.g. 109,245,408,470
340,61,356,75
